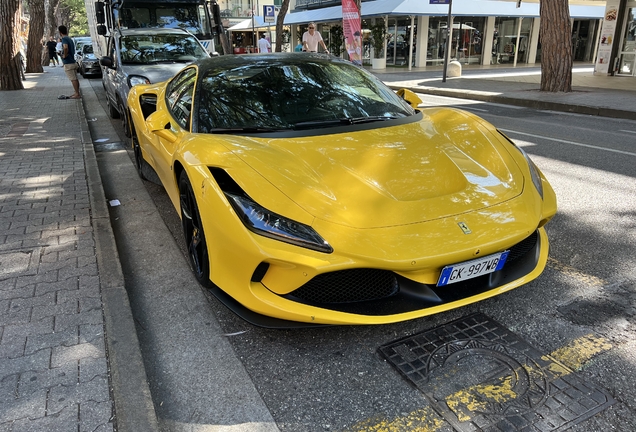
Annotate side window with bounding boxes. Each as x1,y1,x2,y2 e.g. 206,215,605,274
108,37,117,68
166,68,197,130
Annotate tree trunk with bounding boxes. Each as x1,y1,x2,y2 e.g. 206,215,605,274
47,0,60,37
274,0,290,52
43,0,60,66
540,0,573,92
0,0,24,90
26,0,45,73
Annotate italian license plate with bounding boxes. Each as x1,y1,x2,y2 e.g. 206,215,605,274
437,251,509,287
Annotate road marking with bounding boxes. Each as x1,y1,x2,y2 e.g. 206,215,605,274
462,106,489,112
446,376,517,422
619,129,636,135
355,333,612,430
346,406,445,431
547,257,606,287
548,334,613,371
500,128,636,157
444,334,612,422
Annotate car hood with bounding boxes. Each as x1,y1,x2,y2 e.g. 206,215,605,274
121,63,189,84
220,109,524,229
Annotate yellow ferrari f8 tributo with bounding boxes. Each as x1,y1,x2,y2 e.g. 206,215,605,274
127,53,556,326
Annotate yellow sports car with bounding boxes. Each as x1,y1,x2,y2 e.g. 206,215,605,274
127,53,556,326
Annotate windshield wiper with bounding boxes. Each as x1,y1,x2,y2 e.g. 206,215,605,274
207,127,286,134
293,116,398,130
347,115,398,124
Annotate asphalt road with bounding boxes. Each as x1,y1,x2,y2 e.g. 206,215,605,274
83,75,636,432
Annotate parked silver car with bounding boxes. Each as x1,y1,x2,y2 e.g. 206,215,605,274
78,43,102,77
100,28,209,136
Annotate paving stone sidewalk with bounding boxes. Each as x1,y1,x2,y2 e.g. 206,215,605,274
0,69,114,432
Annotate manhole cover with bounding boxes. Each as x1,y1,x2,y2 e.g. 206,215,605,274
378,313,614,431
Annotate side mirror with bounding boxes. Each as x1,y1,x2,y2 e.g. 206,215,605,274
99,56,114,68
146,111,178,143
97,25,107,36
211,2,224,34
95,2,106,24
397,88,422,109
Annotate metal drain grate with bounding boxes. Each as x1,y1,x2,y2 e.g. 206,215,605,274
378,313,614,431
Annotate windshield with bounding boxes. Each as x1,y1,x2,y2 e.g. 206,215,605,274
120,6,208,37
120,34,207,64
197,60,416,132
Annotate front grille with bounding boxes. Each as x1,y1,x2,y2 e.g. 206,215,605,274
288,269,399,304
507,230,538,263
285,230,539,307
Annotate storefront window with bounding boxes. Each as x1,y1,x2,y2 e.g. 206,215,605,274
426,17,484,66
385,18,416,65
493,17,531,64
618,7,636,75
427,17,446,65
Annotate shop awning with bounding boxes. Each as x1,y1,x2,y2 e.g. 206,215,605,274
284,0,604,25
283,5,343,25
228,16,275,31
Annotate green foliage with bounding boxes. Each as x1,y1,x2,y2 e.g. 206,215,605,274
368,20,387,59
59,0,89,36
329,25,344,57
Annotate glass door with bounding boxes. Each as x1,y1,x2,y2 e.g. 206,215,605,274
617,6,636,75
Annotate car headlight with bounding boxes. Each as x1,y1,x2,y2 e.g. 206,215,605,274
516,146,544,199
128,75,150,87
225,193,333,253
499,131,543,199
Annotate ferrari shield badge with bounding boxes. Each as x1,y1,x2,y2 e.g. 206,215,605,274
458,222,472,234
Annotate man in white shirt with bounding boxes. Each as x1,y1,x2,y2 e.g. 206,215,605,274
302,22,329,54
257,34,271,53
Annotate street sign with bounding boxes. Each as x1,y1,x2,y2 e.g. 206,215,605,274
430,0,450,4
263,5,275,23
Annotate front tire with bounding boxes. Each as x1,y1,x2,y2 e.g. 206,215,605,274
131,125,147,180
107,97,120,119
179,171,211,287
119,101,131,137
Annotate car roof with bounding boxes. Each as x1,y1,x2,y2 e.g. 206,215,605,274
193,53,345,75
118,28,193,36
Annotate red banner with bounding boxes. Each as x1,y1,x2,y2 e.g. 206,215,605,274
341,0,362,65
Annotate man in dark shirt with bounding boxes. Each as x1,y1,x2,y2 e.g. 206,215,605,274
58,25,80,99
45,36,59,66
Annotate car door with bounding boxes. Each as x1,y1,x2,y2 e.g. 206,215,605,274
148,67,197,189
102,37,118,106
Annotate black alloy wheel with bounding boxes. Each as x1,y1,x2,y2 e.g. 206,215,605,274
131,126,147,180
119,101,131,137
179,171,211,287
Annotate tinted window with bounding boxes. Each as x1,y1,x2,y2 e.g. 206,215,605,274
167,68,197,130
120,33,207,64
197,59,414,132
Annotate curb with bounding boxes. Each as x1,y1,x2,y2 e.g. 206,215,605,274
387,85,636,121
77,93,160,432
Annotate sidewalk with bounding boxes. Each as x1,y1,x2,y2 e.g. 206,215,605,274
1,62,634,432
0,67,157,432
370,64,636,120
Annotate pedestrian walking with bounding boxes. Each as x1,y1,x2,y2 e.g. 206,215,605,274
257,33,271,53
302,22,329,54
45,36,59,66
58,25,81,99
56,38,63,61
